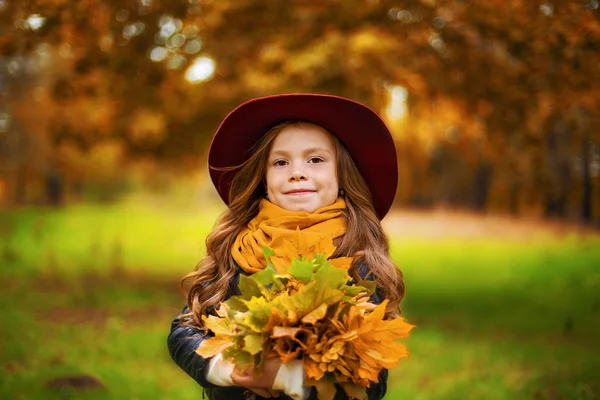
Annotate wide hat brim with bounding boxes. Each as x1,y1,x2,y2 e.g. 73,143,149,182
208,93,398,219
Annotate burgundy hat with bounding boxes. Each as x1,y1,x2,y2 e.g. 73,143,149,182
208,93,398,219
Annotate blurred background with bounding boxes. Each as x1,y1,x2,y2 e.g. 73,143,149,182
1,0,599,399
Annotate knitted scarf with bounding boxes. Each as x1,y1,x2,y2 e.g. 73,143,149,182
232,198,346,273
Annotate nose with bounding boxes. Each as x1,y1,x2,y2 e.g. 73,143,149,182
289,168,307,182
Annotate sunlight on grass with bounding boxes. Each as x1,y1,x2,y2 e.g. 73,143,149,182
1,202,599,399
1,202,223,276
392,237,600,343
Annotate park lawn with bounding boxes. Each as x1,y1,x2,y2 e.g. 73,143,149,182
1,203,599,399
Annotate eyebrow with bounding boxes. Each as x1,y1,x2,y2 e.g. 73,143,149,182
270,147,333,157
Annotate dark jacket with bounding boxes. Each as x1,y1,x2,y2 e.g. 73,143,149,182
167,264,388,400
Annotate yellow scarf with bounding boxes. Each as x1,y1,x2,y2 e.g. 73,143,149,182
232,198,347,274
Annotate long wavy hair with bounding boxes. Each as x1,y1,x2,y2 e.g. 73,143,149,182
181,121,405,328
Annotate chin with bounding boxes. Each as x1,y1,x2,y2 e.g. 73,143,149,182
293,206,315,213
284,203,318,213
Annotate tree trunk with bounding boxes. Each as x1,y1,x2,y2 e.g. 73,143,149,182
12,127,26,205
45,169,64,206
472,161,492,211
581,138,592,223
509,179,520,216
544,116,571,218
13,165,26,205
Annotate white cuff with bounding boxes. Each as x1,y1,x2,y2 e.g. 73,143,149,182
205,353,235,386
272,360,310,400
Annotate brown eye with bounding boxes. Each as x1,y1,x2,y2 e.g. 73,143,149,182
308,157,324,163
273,159,288,166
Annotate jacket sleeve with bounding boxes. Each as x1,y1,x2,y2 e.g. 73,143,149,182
167,306,218,388
168,268,242,388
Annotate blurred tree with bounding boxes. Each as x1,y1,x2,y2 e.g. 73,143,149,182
0,0,598,222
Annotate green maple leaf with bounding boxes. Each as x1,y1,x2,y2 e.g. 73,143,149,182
344,280,377,297
312,253,329,270
223,346,253,368
263,246,277,271
270,274,287,291
252,267,276,287
223,296,248,313
288,256,316,283
313,260,347,290
236,296,273,332
309,283,344,308
263,245,275,261
238,275,265,300
280,280,343,318
355,280,377,295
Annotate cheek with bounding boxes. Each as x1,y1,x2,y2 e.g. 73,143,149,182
265,170,280,192
321,169,339,196
330,183,340,198
328,167,339,189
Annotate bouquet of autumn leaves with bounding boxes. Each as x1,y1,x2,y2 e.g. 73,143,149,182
196,236,414,400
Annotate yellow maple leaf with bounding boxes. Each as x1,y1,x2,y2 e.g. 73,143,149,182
301,302,329,325
300,300,414,386
272,336,302,364
340,382,368,400
195,336,234,358
267,229,343,273
304,358,326,380
306,376,337,400
271,326,300,338
328,256,353,270
202,314,235,336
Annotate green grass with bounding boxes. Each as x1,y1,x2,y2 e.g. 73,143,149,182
0,201,220,277
387,238,600,400
1,202,599,399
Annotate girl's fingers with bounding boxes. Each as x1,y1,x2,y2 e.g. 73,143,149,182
231,371,267,388
232,365,252,377
230,358,281,391
231,373,255,387
231,375,275,397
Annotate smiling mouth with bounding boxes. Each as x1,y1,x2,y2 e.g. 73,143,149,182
285,190,316,195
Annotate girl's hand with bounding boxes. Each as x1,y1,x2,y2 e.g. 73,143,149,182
230,358,282,397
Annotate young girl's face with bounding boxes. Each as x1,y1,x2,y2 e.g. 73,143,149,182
265,124,339,213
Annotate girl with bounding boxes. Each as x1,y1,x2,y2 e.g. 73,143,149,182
168,93,405,400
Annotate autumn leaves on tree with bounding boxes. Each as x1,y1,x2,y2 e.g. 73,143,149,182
1,1,599,221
